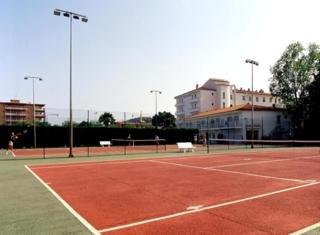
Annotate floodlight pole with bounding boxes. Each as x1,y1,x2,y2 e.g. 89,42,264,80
54,9,88,157
150,90,162,129
24,76,43,148
245,59,259,148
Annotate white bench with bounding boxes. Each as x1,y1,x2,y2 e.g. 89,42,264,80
100,141,111,147
177,142,196,153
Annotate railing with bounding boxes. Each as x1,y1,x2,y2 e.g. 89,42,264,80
5,106,27,111
4,112,27,117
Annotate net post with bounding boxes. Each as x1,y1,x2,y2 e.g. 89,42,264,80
87,110,90,157
42,112,46,159
206,132,209,153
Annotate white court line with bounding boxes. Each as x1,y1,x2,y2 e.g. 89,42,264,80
205,154,320,169
98,182,320,233
289,222,320,235
30,159,150,170
25,165,100,235
150,160,311,183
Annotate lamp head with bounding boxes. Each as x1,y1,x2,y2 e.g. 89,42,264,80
53,10,61,16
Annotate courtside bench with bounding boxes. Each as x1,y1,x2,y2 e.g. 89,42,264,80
100,141,111,147
177,142,196,153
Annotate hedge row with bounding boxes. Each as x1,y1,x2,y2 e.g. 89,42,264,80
0,126,198,148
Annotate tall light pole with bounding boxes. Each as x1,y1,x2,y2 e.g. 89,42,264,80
54,9,88,157
24,76,43,148
150,90,162,129
245,59,259,148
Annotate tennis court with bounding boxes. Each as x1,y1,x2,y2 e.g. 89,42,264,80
26,147,320,234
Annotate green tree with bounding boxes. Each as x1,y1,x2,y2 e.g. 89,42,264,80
304,71,320,139
269,42,320,135
37,121,51,127
98,112,115,127
152,111,176,128
61,120,79,127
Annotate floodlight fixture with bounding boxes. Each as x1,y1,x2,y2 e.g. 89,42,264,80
53,10,60,16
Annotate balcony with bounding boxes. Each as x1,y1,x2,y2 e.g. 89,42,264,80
190,106,199,112
5,112,27,117
5,106,27,111
35,114,45,118
175,110,185,115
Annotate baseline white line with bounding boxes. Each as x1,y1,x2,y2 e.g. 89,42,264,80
289,222,320,235
150,160,310,183
205,154,320,169
98,182,320,233
25,165,100,235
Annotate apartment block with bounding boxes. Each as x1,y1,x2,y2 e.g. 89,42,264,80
0,99,45,125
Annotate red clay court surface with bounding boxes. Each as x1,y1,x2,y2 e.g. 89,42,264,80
27,148,320,234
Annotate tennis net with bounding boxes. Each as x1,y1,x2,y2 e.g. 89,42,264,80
208,138,320,153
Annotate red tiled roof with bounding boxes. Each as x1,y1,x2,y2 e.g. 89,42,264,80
186,103,283,120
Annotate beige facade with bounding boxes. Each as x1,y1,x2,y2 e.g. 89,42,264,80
0,99,45,125
175,78,283,127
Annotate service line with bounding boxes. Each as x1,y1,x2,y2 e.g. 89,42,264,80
150,159,312,183
99,182,320,233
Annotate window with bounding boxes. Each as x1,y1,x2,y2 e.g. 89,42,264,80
230,95,233,100
211,92,214,96
256,97,259,102
223,102,225,108
222,92,225,99
249,96,252,101
212,102,214,106
242,96,246,101
263,97,265,102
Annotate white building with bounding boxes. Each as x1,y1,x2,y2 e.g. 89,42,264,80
175,78,289,140
185,103,290,140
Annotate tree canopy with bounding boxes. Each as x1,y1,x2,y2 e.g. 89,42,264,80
152,111,176,129
303,71,320,139
98,112,116,127
270,42,320,111
269,42,320,136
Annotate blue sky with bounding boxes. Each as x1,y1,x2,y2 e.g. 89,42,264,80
1,0,320,115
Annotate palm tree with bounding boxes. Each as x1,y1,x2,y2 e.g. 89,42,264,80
98,112,115,127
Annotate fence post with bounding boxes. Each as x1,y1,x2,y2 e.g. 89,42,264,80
87,110,90,157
